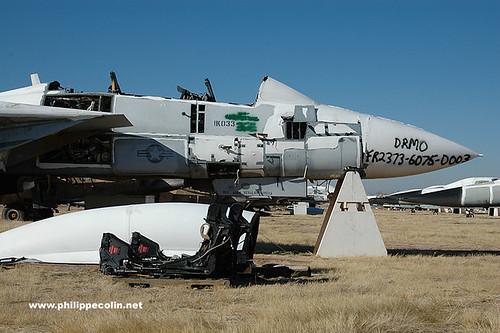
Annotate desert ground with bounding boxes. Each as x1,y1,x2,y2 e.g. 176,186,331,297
0,206,498,332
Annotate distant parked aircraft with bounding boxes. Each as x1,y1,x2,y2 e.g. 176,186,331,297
371,177,500,208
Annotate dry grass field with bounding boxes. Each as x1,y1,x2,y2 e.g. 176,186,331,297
0,207,499,332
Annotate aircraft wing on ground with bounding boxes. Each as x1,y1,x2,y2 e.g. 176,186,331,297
0,101,131,170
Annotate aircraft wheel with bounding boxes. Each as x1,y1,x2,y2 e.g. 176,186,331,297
5,207,25,221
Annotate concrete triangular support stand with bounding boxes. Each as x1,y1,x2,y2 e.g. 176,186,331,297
314,170,387,257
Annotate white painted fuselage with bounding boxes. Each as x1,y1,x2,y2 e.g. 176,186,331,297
0,76,480,183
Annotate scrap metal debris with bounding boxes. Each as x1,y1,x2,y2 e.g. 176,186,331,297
99,203,312,284
100,203,259,278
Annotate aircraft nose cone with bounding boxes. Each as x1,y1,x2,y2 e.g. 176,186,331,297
363,117,481,178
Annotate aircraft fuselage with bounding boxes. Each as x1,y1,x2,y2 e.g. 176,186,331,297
1,76,479,183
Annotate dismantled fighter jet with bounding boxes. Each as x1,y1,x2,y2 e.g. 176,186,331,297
0,73,481,220
373,177,500,208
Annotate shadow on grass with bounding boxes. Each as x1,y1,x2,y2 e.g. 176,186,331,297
255,241,314,254
388,249,500,256
255,242,500,257
231,276,332,287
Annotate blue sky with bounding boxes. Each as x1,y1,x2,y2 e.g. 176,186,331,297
1,0,498,194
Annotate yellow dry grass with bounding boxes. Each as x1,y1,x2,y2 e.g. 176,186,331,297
0,207,499,332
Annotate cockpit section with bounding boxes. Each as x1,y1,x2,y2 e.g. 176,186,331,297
177,78,216,102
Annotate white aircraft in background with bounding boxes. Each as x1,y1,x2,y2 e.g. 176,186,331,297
373,177,499,208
